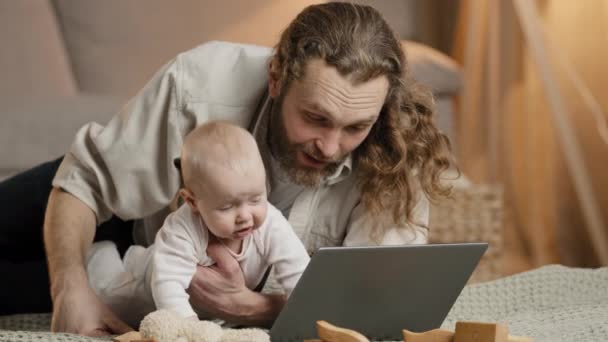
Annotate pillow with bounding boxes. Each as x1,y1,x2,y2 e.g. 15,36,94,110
0,95,124,173
0,0,76,99
402,40,463,95
53,0,323,97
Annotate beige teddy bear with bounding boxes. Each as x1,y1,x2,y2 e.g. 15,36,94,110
138,309,270,342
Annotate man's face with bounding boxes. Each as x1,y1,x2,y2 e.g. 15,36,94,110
269,59,389,186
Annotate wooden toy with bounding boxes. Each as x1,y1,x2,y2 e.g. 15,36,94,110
112,331,146,342
307,321,533,342
454,322,508,342
403,328,455,342
317,320,370,342
506,337,534,342
403,323,533,342
303,320,370,342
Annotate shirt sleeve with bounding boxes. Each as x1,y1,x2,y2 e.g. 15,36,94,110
151,208,200,318
263,206,310,297
52,57,185,223
343,189,429,246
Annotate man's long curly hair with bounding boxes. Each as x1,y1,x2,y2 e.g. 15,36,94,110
271,2,455,233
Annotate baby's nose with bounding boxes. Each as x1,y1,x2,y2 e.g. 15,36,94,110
236,210,252,224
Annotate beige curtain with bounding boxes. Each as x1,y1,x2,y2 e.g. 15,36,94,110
449,0,608,273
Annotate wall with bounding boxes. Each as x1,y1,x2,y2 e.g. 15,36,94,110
538,1,608,266
454,0,608,270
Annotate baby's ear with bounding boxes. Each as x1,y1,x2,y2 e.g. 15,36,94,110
179,188,198,213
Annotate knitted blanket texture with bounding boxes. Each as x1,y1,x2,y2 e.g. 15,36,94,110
1,265,606,342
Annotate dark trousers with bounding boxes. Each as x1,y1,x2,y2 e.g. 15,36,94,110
0,157,134,315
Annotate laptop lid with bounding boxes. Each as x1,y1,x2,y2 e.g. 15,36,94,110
270,243,488,342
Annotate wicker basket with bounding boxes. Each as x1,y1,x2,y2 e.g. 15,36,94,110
429,185,504,283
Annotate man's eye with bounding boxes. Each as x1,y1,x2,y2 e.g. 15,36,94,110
346,125,368,133
306,113,326,123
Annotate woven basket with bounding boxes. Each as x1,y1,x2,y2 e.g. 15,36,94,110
429,184,504,283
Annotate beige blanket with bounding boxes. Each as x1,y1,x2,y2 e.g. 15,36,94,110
1,265,606,342
441,264,608,342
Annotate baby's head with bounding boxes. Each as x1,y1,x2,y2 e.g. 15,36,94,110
179,121,267,241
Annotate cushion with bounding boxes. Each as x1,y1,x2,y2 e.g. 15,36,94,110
0,0,76,99
435,96,457,148
53,0,324,97
53,2,461,98
56,0,460,96
403,40,462,95
0,95,124,176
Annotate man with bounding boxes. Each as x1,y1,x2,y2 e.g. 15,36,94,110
1,2,453,336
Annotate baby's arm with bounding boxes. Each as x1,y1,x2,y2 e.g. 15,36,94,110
263,207,310,296
151,209,201,319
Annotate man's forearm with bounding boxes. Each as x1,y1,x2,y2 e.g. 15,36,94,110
44,187,97,299
235,292,286,327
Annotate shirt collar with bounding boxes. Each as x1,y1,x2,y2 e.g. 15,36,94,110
325,154,352,185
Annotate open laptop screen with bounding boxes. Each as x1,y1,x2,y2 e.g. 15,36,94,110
270,243,488,341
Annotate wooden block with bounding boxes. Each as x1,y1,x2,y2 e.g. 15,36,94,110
454,322,508,342
403,328,454,342
112,331,143,342
316,320,370,342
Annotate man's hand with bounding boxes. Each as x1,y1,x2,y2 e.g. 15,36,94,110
187,239,286,327
45,188,131,336
187,240,251,320
51,283,133,336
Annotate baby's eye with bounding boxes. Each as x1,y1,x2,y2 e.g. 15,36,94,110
251,196,262,204
218,204,233,211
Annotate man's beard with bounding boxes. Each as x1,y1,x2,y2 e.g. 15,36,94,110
268,97,345,187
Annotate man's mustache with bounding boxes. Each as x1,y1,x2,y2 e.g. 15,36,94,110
298,144,344,164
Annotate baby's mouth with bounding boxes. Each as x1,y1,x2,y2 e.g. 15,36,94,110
234,226,254,238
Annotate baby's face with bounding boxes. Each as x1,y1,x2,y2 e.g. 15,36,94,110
193,163,268,241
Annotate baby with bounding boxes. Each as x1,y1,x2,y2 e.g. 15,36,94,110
86,121,310,328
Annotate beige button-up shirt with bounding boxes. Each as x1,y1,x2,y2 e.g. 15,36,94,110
52,41,428,254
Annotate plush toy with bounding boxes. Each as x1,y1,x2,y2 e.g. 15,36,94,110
113,309,270,342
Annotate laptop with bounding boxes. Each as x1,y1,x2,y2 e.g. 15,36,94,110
269,243,488,342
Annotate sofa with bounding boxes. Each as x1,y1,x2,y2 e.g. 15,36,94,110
2,0,505,288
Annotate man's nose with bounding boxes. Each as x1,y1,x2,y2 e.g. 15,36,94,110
315,129,340,159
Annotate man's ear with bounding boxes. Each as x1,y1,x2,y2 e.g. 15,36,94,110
268,60,281,98
179,188,199,214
